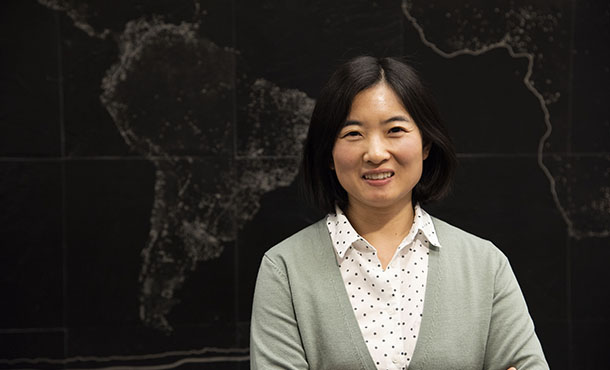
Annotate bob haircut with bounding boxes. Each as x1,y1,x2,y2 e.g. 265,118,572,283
300,56,457,214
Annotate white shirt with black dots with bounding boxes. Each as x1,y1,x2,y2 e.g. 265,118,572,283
326,204,441,370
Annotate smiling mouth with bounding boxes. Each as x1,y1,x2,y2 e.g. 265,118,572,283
362,172,394,180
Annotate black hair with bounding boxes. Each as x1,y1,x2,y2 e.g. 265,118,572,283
300,56,457,214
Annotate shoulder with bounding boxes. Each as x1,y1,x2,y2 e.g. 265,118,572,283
430,216,508,265
263,218,331,270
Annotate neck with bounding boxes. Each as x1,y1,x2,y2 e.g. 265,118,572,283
344,198,415,240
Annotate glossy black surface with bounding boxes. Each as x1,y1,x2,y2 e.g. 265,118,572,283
0,1,61,156
572,0,610,152
64,160,155,328
0,162,63,329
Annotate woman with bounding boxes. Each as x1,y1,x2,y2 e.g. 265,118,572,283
250,56,548,370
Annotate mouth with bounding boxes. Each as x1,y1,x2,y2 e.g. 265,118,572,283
362,171,394,180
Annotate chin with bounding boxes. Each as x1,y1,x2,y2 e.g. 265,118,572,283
364,198,399,209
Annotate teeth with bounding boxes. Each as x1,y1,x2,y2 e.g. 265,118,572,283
363,172,393,180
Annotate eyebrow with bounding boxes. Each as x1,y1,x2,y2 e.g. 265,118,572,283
342,115,411,127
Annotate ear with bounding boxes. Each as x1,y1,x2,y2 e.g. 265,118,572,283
422,143,431,160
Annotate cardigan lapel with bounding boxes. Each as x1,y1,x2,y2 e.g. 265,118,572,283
408,242,441,368
313,220,378,370
408,217,444,369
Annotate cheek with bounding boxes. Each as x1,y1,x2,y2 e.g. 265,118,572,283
394,140,424,163
332,143,358,171
332,145,362,189
405,129,426,159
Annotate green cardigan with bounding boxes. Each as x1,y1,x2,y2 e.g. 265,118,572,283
250,217,549,370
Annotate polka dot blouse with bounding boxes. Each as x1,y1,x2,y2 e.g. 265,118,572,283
326,204,441,370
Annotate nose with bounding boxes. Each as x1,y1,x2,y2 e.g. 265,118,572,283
363,136,390,164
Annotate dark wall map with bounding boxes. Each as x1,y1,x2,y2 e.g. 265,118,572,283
1,0,608,369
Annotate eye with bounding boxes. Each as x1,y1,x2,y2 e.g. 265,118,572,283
388,126,406,134
341,131,362,138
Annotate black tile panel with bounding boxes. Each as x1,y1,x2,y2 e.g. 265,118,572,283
64,159,155,328
55,0,236,158
64,158,240,353
235,0,404,97
565,156,610,237
0,1,61,156
66,324,239,359
0,330,64,361
572,0,610,153
571,235,610,322
59,16,127,157
533,319,569,370
97,24,236,157
60,13,237,157
572,321,610,370
235,78,313,158
402,0,573,155
43,0,205,39
0,162,63,329
401,42,548,154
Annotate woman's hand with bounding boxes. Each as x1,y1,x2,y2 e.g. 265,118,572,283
507,367,516,370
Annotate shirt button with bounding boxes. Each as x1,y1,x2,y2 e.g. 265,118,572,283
392,359,399,364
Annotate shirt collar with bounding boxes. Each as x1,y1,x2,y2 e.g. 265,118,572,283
326,205,362,260
411,204,442,249
326,203,442,261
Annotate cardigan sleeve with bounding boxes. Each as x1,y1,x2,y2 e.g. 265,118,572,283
483,252,549,370
250,254,309,370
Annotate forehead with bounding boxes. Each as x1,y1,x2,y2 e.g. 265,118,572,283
347,83,411,120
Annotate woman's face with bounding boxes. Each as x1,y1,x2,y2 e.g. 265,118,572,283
331,82,429,211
